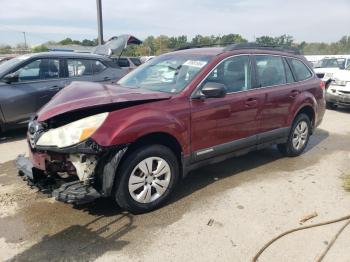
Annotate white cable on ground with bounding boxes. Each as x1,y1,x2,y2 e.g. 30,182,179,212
252,214,350,262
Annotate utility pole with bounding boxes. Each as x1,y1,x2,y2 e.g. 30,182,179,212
96,0,104,45
22,32,27,49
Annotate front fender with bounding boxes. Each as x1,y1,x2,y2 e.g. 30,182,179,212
92,104,190,154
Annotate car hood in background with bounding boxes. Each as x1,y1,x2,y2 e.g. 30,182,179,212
37,81,171,121
92,34,142,56
314,67,340,74
332,70,350,82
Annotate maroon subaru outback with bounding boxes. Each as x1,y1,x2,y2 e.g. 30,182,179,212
16,44,325,213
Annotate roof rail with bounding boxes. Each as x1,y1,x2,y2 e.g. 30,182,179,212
223,43,301,55
175,42,236,51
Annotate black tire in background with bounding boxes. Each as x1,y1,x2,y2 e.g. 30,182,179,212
278,113,312,157
114,144,179,214
326,102,337,110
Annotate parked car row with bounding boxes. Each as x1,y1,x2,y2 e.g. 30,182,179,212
314,56,350,82
16,43,325,213
325,64,350,109
0,52,129,132
0,35,146,133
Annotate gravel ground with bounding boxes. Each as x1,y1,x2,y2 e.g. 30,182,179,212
0,108,349,262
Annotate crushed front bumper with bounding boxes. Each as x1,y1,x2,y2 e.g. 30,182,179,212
15,137,128,205
16,154,101,205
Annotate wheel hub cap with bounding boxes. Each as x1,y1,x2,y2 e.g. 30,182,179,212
292,120,308,150
128,157,171,204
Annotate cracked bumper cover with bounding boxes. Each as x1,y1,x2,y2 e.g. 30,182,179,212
15,155,101,204
15,139,128,205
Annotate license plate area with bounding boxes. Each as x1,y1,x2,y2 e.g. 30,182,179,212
29,150,47,171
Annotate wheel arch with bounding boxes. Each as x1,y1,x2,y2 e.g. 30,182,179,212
100,131,184,195
293,105,316,132
125,132,183,168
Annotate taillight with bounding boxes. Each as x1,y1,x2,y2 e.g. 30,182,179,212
320,81,325,89
320,81,326,97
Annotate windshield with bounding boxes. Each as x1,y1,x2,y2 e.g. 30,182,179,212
118,54,213,93
0,55,30,76
315,58,341,69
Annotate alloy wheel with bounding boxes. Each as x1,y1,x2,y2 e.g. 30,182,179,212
292,120,309,151
128,157,171,204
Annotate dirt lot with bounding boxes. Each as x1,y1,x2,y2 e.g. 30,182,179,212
0,108,350,262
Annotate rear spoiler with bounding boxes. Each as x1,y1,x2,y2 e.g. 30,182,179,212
92,34,142,57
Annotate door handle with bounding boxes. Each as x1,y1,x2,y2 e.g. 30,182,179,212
104,77,111,81
289,90,300,98
245,98,258,107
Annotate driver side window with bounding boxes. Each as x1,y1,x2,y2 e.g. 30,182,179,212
12,59,60,82
202,55,252,93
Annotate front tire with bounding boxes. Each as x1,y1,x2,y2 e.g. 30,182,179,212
278,113,311,157
114,144,179,214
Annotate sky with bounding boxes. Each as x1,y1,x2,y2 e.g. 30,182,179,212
0,0,349,46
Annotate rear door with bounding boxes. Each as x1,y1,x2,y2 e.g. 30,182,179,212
190,55,263,161
0,58,66,124
252,55,298,142
63,58,121,84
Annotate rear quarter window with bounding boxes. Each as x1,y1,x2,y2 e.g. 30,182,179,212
289,58,312,81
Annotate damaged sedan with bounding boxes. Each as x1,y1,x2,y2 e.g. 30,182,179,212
16,44,325,213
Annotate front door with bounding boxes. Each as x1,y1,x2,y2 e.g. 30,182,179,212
0,58,66,124
190,55,263,162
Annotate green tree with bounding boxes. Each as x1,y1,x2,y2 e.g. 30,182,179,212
59,38,74,45
220,34,247,44
32,45,49,53
0,45,12,54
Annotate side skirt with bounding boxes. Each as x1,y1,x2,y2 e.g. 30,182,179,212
182,127,289,177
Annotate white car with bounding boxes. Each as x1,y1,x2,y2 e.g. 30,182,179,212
314,57,350,87
326,65,350,109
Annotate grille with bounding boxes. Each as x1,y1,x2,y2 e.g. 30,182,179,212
339,90,350,95
316,73,325,79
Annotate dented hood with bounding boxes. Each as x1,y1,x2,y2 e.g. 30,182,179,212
37,81,172,121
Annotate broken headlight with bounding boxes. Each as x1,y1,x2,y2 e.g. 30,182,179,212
36,113,108,148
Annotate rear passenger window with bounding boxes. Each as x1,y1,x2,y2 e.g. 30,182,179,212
255,55,286,87
67,59,93,77
283,58,295,83
203,55,251,93
289,58,312,81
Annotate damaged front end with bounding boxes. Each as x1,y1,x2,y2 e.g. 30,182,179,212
15,116,127,205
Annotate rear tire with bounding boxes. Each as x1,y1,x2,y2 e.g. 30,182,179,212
114,144,179,214
278,113,311,157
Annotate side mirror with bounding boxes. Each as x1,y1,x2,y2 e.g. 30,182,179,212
2,73,18,84
200,82,227,98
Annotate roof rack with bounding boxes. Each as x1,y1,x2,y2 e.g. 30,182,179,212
175,42,302,55
175,42,236,51
223,43,301,55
